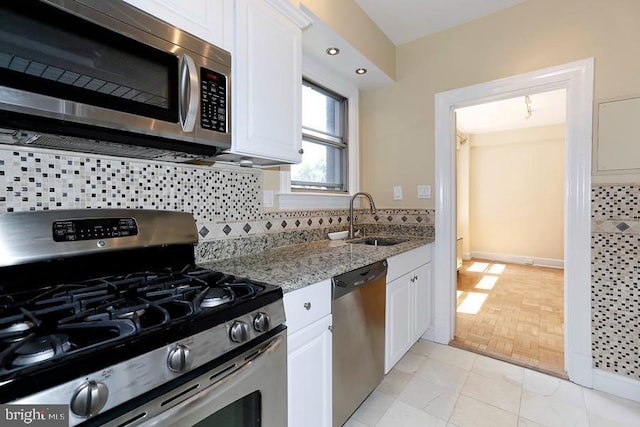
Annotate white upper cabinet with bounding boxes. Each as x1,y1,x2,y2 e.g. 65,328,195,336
121,0,230,50
228,0,311,165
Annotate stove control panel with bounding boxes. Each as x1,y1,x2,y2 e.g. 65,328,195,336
167,344,192,373
52,218,138,242
70,380,108,418
253,312,271,332
229,321,250,343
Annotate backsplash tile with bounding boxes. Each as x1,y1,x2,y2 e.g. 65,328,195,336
591,184,640,380
0,147,261,222
0,145,435,256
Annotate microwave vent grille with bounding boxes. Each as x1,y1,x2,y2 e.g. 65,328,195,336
0,128,212,163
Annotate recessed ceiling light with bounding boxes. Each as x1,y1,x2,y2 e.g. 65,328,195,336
326,47,340,56
355,68,367,75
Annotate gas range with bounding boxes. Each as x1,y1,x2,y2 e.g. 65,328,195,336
0,209,286,426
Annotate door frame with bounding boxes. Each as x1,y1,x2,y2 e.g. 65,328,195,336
433,58,594,387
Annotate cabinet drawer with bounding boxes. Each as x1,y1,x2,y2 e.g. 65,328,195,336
387,244,432,282
284,279,331,335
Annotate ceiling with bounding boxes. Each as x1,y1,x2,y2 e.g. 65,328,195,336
302,0,566,134
456,89,567,135
354,0,526,46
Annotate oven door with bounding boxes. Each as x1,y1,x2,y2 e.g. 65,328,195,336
105,328,287,427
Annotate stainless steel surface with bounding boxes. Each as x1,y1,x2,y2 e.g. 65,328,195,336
179,53,198,132
332,260,387,427
0,209,198,267
0,128,210,162
229,321,250,343
1,208,287,427
349,192,377,238
167,344,192,373
253,312,270,332
128,330,287,427
0,0,231,160
70,380,108,418
11,300,286,426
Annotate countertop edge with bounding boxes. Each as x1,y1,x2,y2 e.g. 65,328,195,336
200,235,434,294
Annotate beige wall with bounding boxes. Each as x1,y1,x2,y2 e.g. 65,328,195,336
360,0,640,207
467,125,565,261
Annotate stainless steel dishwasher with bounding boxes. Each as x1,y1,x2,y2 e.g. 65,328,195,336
332,260,387,426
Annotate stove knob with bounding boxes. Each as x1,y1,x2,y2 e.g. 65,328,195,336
253,312,271,332
167,344,192,373
229,321,250,343
70,380,108,418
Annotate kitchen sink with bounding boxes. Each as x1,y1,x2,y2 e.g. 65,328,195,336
350,237,408,246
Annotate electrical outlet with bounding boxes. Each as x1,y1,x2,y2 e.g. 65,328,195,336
393,186,403,200
417,185,431,199
263,190,274,208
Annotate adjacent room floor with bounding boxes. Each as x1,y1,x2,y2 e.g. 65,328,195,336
345,341,640,427
453,259,565,377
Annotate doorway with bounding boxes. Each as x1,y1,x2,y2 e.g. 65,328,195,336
452,92,567,376
432,59,594,387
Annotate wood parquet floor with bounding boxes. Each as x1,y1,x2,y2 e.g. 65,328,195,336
452,259,566,378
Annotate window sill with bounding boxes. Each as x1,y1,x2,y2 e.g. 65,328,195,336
277,192,351,210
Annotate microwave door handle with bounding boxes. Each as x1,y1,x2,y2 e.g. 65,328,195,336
179,53,198,132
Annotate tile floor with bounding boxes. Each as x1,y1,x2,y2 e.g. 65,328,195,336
344,340,640,427
454,260,565,377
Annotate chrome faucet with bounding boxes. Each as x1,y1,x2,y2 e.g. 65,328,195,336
349,192,377,238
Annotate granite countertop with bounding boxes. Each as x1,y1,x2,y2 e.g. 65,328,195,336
200,235,433,293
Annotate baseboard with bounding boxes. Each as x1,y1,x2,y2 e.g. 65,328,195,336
421,327,434,341
592,369,640,403
469,251,564,269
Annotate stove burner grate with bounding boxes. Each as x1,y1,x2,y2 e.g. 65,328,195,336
11,333,72,367
0,266,268,376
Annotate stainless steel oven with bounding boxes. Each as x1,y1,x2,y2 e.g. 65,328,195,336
0,209,287,427
0,0,231,161
129,329,287,427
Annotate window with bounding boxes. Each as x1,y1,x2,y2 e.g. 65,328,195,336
291,80,348,192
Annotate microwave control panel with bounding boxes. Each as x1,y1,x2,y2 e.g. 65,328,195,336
200,68,228,133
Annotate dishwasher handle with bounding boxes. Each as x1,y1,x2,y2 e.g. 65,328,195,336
332,260,387,300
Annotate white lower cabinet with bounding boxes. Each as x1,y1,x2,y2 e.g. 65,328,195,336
385,245,432,373
287,314,332,427
284,279,332,427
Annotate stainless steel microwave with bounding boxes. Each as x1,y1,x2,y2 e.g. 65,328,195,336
0,0,231,162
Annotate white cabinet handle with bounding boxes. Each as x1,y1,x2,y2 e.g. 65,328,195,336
303,302,311,310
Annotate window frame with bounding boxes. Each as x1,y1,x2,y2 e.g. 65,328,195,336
278,57,360,209
292,78,348,192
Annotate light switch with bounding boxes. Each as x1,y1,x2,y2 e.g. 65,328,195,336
418,185,431,199
393,186,403,200
263,190,274,208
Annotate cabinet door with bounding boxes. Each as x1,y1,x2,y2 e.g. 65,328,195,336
385,275,412,373
287,314,332,427
412,263,432,340
232,0,305,163
122,0,228,49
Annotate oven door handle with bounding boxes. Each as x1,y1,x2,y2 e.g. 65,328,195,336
137,332,286,427
179,53,198,133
